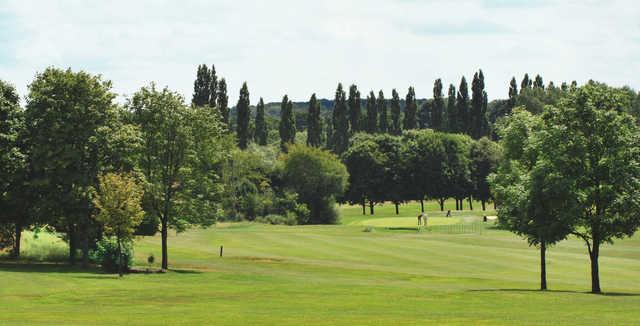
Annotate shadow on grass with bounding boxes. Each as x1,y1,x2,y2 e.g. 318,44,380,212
385,227,419,232
469,288,640,296
0,261,100,274
170,269,203,274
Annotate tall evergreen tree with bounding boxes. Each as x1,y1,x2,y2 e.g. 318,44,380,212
377,90,388,133
192,64,211,107
208,65,218,107
481,90,489,137
307,93,322,147
533,74,544,89
279,95,296,151
432,79,444,131
508,77,518,108
471,70,485,139
520,73,532,94
236,82,251,149
446,84,457,132
332,84,349,154
457,77,470,134
324,115,334,149
366,91,377,133
254,97,267,146
217,78,229,127
390,89,402,135
348,84,361,133
403,87,417,130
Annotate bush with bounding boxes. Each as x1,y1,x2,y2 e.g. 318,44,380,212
90,237,133,273
255,214,297,226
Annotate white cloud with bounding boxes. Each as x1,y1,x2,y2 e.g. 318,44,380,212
1,0,638,105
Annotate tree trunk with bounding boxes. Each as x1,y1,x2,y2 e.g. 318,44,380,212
459,198,464,211
493,202,496,209
590,241,601,293
540,242,547,290
81,224,89,269
482,200,486,211
11,223,22,259
395,203,399,215
420,199,424,213
117,238,123,277
468,196,473,211
362,199,366,215
455,199,459,211
369,201,374,215
161,219,168,270
439,199,445,211
69,227,76,265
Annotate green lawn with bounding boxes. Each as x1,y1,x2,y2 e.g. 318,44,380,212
1,200,639,325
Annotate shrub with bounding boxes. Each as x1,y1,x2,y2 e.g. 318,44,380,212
255,214,297,226
90,237,133,273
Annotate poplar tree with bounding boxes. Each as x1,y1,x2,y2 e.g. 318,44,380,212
390,89,402,135
533,74,544,89
457,77,470,134
366,91,377,133
332,84,349,154
208,64,218,107
217,78,229,127
307,93,322,147
254,97,267,146
419,101,431,129
236,82,251,149
279,95,296,151
348,84,361,133
432,79,444,131
377,90,388,133
520,73,532,93
403,87,417,130
192,64,211,107
508,77,518,108
446,84,457,132
471,70,485,139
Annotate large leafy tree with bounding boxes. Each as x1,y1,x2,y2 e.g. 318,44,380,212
281,145,348,224
470,137,501,210
279,95,296,151
490,108,575,290
342,133,386,215
348,85,361,133
306,94,322,147
236,82,251,149
404,130,448,212
365,91,377,133
0,80,26,258
536,82,640,293
390,89,402,135
25,68,117,266
332,84,349,154
93,172,145,277
431,79,444,131
254,97,267,146
403,87,417,130
130,83,230,270
377,90,388,133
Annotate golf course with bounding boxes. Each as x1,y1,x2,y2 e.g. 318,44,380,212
1,201,638,325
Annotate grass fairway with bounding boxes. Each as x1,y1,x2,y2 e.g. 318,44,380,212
1,200,639,325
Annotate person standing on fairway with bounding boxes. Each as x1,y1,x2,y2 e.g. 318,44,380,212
418,212,428,227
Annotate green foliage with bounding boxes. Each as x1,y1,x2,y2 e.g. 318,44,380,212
236,82,251,149
90,237,133,273
470,70,487,139
470,137,501,204
93,172,145,244
457,77,470,134
255,98,268,146
217,78,229,126
281,145,348,224
191,64,212,107
446,84,457,132
279,95,296,151
255,214,298,226
365,91,377,133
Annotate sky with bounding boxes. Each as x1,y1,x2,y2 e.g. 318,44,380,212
1,0,639,104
